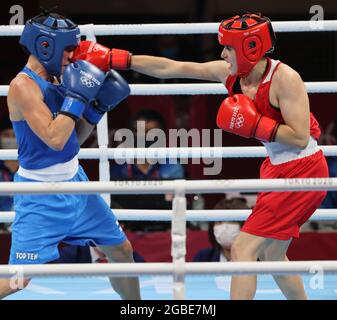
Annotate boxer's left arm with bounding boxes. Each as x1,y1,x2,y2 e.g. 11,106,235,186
216,94,279,142
271,64,310,148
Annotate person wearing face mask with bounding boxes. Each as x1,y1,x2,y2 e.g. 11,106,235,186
212,221,241,261
193,197,246,262
193,221,241,262
0,115,18,232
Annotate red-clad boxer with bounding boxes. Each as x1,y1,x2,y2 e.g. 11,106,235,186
73,13,329,300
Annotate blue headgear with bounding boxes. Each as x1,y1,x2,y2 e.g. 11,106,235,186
19,13,80,77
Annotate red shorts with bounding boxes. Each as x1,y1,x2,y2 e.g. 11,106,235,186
241,150,329,240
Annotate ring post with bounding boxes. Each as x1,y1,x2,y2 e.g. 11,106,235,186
80,25,111,206
171,179,187,300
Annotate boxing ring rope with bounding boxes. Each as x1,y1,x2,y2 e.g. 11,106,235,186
2,209,337,223
1,20,337,36
1,82,337,96
1,260,337,278
0,178,335,194
0,179,336,299
1,21,337,300
2,145,337,160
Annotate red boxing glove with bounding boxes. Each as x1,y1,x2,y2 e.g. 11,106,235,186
216,94,280,142
110,48,132,70
71,41,132,72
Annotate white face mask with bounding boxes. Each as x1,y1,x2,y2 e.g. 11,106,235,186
1,137,18,149
213,223,240,249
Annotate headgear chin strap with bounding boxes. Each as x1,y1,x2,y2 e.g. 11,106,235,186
20,12,80,77
218,14,276,77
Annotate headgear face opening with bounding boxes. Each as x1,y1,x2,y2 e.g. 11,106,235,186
20,12,80,77
218,14,276,77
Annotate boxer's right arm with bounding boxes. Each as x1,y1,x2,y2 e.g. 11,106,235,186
7,76,75,151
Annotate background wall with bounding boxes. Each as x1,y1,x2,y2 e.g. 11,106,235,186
0,0,336,82
0,0,336,189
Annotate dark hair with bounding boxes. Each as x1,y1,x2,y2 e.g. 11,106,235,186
332,116,337,139
131,109,166,131
208,197,248,249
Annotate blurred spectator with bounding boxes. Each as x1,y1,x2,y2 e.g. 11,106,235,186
193,197,248,262
110,109,185,231
310,116,337,230
320,115,337,146
320,116,337,209
111,109,184,180
157,36,179,61
0,115,18,232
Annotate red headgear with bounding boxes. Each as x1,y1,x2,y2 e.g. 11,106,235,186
218,14,276,77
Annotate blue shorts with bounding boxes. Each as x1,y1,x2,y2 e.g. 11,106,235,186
9,166,127,264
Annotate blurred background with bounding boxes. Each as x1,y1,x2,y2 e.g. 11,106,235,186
0,0,337,263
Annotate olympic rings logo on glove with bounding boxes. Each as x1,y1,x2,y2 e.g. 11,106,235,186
235,114,245,128
92,44,101,52
80,76,96,88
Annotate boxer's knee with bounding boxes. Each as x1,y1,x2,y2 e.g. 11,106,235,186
231,238,256,261
263,245,288,261
230,232,269,262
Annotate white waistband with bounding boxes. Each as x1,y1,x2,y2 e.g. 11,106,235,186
263,136,319,165
17,156,79,181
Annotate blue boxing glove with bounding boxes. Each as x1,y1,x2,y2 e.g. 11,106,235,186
83,69,130,125
60,60,106,121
